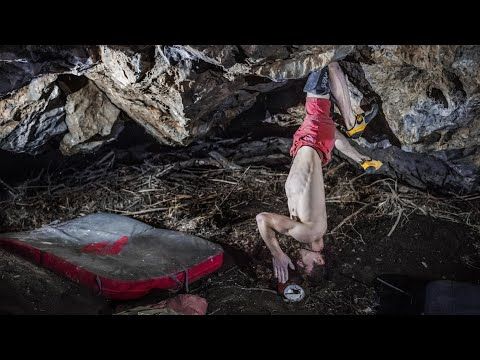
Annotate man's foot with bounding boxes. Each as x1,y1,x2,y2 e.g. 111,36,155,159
360,158,383,174
304,67,330,96
346,103,379,139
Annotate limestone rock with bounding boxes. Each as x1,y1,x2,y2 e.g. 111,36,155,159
0,46,99,154
0,45,99,98
0,75,66,154
84,45,281,146
60,80,122,155
340,45,480,193
1,45,480,193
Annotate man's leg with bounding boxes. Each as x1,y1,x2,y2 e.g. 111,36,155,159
328,62,357,130
334,128,369,163
334,128,384,172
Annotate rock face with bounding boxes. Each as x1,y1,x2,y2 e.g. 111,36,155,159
0,46,99,154
84,45,291,145
352,45,480,152
0,46,99,98
340,45,480,193
1,45,480,194
60,80,122,155
0,74,66,154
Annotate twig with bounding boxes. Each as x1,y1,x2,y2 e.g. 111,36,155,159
210,179,238,185
325,199,368,205
157,158,227,178
85,150,115,171
325,162,347,178
349,173,367,192
208,308,221,315
230,201,248,209
376,277,411,296
0,177,17,197
121,189,139,196
464,260,480,270
462,194,480,201
105,207,170,215
217,166,251,208
237,269,249,279
209,151,242,170
351,226,366,245
224,265,238,274
99,185,118,195
20,168,45,187
364,178,396,188
387,208,404,237
218,285,277,295
328,203,371,235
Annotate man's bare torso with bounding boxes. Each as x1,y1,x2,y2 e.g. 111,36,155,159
285,146,327,231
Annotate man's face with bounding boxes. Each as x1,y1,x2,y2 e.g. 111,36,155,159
297,249,325,281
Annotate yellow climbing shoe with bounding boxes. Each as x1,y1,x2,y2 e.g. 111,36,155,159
346,103,379,139
360,159,383,174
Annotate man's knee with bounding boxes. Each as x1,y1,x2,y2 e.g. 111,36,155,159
328,61,340,72
256,212,270,225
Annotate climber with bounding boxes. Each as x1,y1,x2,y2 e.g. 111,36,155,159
256,62,383,284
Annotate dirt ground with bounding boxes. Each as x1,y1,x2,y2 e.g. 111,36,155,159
1,140,480,315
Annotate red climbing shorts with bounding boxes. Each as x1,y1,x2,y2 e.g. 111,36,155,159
290,97,336,166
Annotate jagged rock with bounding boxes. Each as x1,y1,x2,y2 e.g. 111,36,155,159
0,45,99,98
0,46,99,154
1,45,480,194
354,46,478,150
60,80,122,155
182,45,240,69
337,45,480,193
253,45,336,81
0,75,66,154
84,45,284,146
262,104,305,127
338,137,479,194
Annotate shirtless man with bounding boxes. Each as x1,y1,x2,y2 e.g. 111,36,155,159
256,62,383,284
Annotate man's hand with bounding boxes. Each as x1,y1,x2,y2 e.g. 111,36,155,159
273,252,295,284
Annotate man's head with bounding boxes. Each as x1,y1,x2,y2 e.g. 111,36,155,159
297,248,326,282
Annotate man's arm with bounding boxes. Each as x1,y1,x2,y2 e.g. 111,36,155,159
256,212,297,283
256,212,325,283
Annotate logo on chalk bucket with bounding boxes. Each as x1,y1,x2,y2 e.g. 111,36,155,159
283,284,305,302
